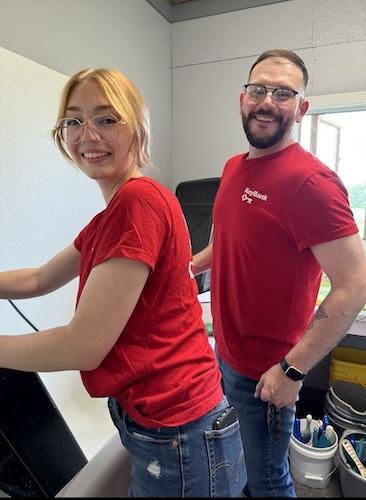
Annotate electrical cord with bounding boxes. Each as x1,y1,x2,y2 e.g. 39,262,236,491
7,299,39,332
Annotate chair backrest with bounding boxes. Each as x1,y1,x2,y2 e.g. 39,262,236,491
175,178,220,293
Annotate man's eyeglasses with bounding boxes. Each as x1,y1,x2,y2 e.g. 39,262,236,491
242,84,303,103
56,114,126,144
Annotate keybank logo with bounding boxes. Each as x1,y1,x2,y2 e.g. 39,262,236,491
241,187,268,204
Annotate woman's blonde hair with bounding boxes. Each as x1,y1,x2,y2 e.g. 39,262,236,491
52,68,151,167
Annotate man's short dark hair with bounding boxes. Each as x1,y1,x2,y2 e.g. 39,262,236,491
249,49,308,88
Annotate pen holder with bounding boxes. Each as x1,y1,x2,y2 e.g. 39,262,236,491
289,418,338,488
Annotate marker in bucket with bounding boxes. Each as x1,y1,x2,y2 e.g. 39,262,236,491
312,423,333,448
293,415,312,443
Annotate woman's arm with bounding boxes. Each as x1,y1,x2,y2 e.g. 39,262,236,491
0,244,81,299
0,256,150,372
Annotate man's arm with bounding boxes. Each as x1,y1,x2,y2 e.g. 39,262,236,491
193,242,213,276
286,234,366,372
255,233,366,408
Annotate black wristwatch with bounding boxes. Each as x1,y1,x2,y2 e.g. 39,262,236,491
280,358,306,381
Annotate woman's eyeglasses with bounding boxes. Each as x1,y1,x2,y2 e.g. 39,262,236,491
56,114,126,144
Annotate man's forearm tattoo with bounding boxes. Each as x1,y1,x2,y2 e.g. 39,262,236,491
309,304,328,329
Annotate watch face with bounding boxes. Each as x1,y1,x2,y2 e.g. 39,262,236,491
286,366,304,381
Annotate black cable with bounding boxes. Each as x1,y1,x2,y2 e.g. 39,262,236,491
7,299,39,332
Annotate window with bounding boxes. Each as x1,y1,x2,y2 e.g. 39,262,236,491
297,91,366,310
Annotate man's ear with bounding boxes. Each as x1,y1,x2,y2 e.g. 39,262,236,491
296,98,309,123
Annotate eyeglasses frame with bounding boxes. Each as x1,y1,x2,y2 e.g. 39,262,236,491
56,114,127,144
242,83,304,103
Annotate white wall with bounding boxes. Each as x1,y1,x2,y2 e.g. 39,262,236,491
171,0,366,188
0,0,172,185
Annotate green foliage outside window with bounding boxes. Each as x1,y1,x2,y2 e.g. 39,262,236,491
348,183,366,209
317,274,366,312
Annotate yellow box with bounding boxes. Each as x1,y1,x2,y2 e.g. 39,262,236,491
329,346,366,387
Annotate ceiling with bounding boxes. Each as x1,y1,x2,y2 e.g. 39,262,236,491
168,0,195,4
146,0,291,22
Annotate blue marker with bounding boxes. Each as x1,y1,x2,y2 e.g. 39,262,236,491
322,414,329,428
293,418,302,441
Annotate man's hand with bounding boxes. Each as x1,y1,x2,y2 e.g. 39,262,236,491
192,243,212,276
254,363,302,408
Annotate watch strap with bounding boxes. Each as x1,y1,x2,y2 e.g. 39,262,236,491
280,358,306,381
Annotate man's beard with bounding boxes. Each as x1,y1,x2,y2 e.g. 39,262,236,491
242,111,289,149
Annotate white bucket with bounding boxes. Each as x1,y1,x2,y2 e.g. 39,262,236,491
289,420,338,488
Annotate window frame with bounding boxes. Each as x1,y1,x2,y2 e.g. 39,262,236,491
306,90,366,114
303,91,366,316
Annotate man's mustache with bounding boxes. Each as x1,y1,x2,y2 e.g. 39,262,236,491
247,110,281,121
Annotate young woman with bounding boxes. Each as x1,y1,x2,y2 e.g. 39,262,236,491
0,68,245,497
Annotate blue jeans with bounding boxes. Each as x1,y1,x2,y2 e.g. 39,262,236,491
218,356,296,497
108,396,245,497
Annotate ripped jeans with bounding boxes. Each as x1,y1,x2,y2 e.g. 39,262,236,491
108,396,245,497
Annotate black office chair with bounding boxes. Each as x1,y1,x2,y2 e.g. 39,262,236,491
175,178,220,293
